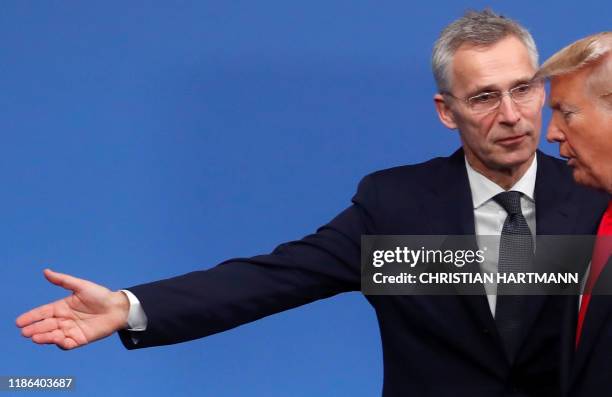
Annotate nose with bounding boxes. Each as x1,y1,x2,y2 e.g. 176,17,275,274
497,95,520,125
546,117,565,143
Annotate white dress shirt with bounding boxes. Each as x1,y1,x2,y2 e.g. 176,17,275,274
123,155,539,332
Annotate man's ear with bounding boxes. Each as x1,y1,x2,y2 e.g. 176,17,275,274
434,93,458,130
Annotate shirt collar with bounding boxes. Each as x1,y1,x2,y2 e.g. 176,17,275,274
464,155,537,209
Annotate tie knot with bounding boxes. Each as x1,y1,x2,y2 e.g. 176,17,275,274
494,191,523,215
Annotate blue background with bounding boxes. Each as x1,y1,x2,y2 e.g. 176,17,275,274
2,1,609,396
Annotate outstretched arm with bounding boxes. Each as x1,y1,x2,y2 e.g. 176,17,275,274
16,269,130,350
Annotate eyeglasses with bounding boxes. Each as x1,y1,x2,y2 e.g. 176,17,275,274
442,80,543,114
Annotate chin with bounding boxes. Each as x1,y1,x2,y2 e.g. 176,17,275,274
572,169,602,191
495,151,535,169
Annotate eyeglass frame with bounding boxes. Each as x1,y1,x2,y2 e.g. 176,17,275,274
440,78,544,114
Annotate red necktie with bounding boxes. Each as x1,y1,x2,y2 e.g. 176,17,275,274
576,200,612,348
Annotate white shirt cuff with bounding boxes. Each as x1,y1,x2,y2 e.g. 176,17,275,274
120,289,148,331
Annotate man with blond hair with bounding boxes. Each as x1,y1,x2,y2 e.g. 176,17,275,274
537,32,612,396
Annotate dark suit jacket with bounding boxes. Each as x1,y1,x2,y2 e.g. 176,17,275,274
562,256,612,397
119,149,609,397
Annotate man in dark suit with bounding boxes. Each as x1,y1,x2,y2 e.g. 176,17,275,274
16,11,609,396
538,31,612,397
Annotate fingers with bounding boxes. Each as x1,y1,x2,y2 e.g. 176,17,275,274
61,320,88,347
15,270,76,328
21,318,59,337
31,329,63,344
27,320,87,350
16,303,55,328
43,269,85,293
16,268,104,350
58,338,79,350
31,329,80,350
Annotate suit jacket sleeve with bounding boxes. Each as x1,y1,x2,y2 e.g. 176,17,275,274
118,174,378,349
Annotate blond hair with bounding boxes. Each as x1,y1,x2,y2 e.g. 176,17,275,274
536,32,612,106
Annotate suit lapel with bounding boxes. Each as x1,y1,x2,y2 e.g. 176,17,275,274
423,149,501,351
424,148,476,236
425,151,578,364
510,152,575,357
421,150,598,367
534,151,573,236
561,295,578,395
537,150,610,391
571,257,612,385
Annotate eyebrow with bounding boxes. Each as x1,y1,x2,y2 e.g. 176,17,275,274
548,100,579,113
465,77,533,98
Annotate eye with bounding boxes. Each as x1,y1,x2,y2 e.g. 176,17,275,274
470,92,499,104
511,84,532,97
555,107,574,122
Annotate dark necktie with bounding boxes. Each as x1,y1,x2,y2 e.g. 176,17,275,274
493,191,534,362
575,200,612,347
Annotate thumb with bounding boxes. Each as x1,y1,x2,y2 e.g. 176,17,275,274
43,268,86,293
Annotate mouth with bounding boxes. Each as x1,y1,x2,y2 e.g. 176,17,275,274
567,158,576,167
496,133,528,146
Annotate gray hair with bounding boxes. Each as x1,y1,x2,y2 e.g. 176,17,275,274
432,9,539,93
535,32,612,108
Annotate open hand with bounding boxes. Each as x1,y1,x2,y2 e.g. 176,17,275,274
16,269,129,350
